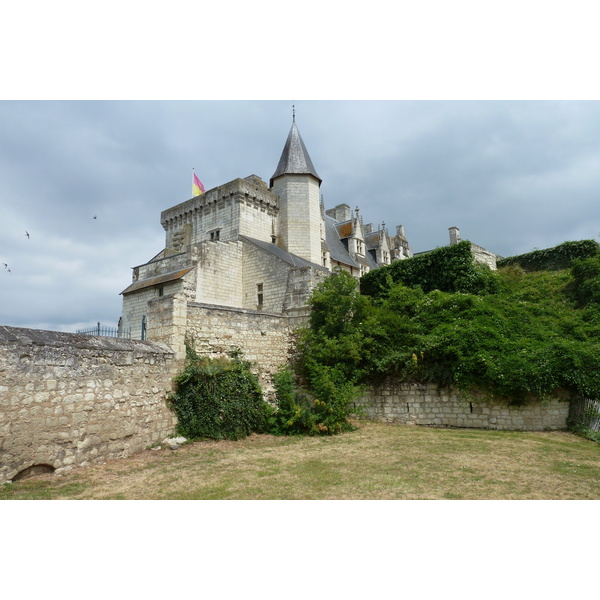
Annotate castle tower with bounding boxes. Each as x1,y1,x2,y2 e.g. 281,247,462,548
270,115,323,265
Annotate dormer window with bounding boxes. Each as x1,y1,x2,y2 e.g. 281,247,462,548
209,229,221,241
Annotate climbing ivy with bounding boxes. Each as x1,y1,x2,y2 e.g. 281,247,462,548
168,347,267,440
360,241,500,299
296,248,600,412
497,240,600,272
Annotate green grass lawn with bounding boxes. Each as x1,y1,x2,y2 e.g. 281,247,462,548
2,421,599,500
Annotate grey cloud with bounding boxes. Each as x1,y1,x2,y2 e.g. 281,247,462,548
1,100,599,332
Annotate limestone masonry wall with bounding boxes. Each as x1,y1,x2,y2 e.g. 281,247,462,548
242,242,294,312
185,302,292,396
357,380,569,430
196,240,243,307
1,318,573,485
0,326,179,484
161,178,278,249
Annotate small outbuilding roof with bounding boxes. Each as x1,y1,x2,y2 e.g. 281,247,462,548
120,268,192,295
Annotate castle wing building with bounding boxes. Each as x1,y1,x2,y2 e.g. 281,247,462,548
118,118,412,343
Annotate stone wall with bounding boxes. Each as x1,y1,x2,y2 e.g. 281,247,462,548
195,240,244,307
161,177,278,249
273,174,323,266
185,302,293,396
472,243,498,270
121,280,186,341
242,240,297,313
357,380,570,430
146,293,188,359
0,326,179,485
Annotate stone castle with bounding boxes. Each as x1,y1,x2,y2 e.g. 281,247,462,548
0,118,564,486
118,116,413,352
118,116,500,357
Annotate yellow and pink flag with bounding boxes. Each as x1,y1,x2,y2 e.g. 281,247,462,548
192,172,205,196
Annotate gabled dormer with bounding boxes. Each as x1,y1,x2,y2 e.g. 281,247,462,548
364,223,392,266
326,203,367,261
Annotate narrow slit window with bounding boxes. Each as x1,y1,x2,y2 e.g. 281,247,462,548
257,283,263,307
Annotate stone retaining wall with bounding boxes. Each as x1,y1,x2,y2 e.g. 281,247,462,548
0,326,179,484
357,380,570,430
1,321,575,485
185,302,293,397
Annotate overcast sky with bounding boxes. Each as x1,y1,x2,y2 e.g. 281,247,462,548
2,3,600,334
1,99,599,332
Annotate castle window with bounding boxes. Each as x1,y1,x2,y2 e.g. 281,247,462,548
209,229,221,241
271,235,276,243
257,283,263,308
158,286,164,297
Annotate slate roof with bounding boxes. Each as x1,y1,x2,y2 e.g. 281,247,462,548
240,236,328,272
270,122,322,186
120,268,192,295
324,215,360,269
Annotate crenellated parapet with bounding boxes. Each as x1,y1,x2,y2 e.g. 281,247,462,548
158,177,279,251
160,175,279,230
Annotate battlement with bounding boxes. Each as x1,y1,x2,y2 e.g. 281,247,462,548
160,176,278,231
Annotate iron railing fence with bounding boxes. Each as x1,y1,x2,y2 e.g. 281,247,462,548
76,322,131,339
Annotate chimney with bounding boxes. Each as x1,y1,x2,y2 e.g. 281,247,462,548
364,223,374,234
449,226,461,245
396,225,406,238
334,204,352,222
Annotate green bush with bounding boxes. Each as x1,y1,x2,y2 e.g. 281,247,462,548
568,255,600,307
267,364,357,436
168,347,267,440
497,240,600,272
297,259,600,408
360,241,500,299
266,366,318,435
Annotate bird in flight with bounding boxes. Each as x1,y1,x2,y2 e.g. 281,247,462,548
93,215,97,219
2,263,6,269
25,231,30,238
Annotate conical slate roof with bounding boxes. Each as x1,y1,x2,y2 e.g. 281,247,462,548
270,122,321,186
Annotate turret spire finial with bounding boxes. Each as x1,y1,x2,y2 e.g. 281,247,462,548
292,104,295,123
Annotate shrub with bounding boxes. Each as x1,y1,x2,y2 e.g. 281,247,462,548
497,240,600,272
568,255,600,307
264,272,365,435
297,262,600,409
169,347,266,440
360,241,500,299
266,366,319,435
267,365,357,436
